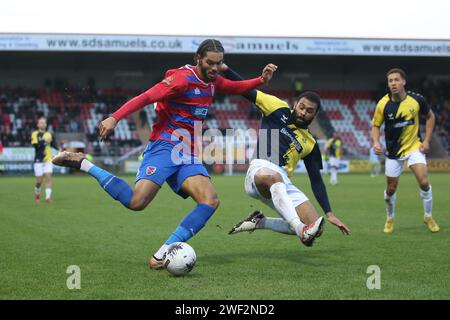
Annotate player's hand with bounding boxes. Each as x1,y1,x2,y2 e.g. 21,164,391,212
220,63,229,73
260,64,278,84
420,141,430,154
326,213,351,235
373,142,384,155
98,117,117,141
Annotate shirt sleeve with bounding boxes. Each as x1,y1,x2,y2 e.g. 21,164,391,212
222,68,257,103
31,132,38,145
372,99,386,127
214,74,263,95
49,133,58,149
112,72,188,121
255,90,290,116
303,144,332,214
415,94,431,116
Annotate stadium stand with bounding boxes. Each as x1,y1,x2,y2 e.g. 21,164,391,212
1,81,449,158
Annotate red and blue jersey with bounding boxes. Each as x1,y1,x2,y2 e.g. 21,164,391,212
112,64,263,154
150,65,216,143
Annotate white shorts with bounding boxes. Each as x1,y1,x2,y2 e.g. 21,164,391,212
34,162,53,177
328,156,339,168
244,159,309,209
385,149,426,178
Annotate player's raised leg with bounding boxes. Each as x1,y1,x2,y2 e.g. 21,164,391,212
150,174,219,269
229,165,324,246
409,162,439,232
52,150,161,210
230,199,322,237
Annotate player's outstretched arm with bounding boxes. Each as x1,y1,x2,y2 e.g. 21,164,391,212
215,64,277,95
98,74,188,140
304,145,351,235
221,65,257,103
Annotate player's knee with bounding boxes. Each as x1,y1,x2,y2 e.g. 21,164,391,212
128,198,148,211
255,173,282,190
203,195,220,209
386,179,398,192
419,179,429,191
386,185,397,195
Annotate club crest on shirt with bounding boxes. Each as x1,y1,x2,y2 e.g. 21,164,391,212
146,166,157,175
194,88,201,95
162,76,174,86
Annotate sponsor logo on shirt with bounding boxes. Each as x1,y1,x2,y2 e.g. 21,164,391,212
193,107,208,117
393,120,414,128
280,127,302,152
162,76,174,86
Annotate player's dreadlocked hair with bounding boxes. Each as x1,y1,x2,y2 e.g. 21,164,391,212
194,39,224,62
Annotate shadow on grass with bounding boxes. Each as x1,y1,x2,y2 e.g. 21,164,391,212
198,246,349,268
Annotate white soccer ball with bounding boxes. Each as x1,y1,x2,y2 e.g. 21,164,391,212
164,242,196,276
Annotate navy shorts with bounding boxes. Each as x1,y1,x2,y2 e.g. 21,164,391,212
136,140,210,198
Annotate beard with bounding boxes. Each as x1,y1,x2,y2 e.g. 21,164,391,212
198,63,217,82
291,112,312,128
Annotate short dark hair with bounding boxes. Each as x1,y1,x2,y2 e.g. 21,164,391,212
387,68,406,80
194,39,224,61
297,91,321,111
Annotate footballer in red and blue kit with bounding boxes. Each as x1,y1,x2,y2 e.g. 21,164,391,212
51,39,277,269
112,64,264,197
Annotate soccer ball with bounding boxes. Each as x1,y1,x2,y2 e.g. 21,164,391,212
164,242,196,276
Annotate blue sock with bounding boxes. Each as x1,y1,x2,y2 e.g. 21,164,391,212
165,204,216,244
88,165,133,208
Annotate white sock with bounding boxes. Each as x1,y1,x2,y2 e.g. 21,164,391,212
34,187,41,195
330,169,337,184
269,182,305,237
384,190,396,219
420,185,433,217
257,217,296,235
154,244,169,260
45,188,52,200
80,159,94,173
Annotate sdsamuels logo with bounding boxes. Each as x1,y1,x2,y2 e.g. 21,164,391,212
146,166,157,175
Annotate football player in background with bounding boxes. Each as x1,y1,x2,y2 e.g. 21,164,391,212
369,146,380,177
324,132,342,185
372,68,439,234
31,117,57,203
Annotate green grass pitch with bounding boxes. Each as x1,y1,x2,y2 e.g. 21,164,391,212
0,173,449,299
